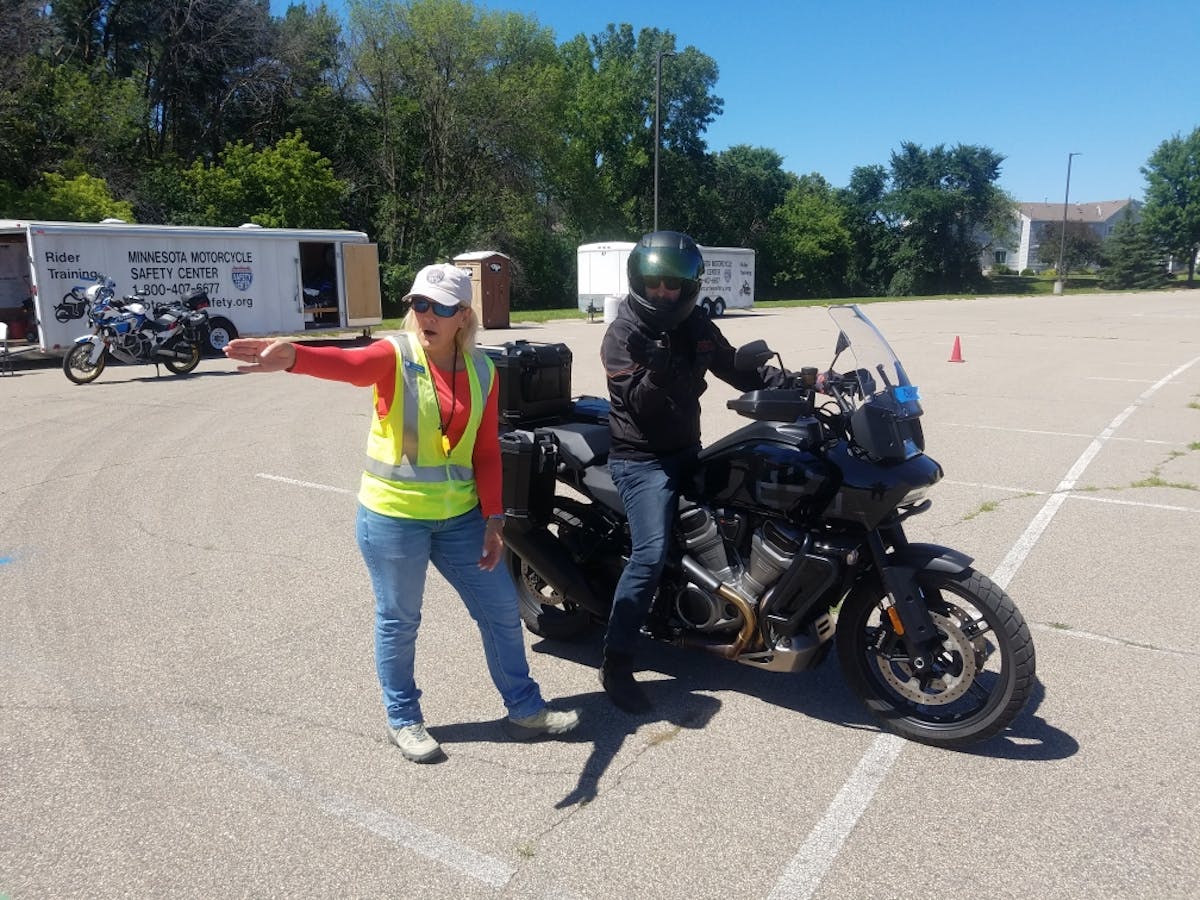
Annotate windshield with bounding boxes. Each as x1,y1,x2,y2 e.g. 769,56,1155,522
825,305,925,461
826,305,921,419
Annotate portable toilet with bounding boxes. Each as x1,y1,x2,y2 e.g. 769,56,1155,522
453,250,511,329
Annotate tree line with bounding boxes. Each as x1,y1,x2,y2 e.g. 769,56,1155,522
2,0,1196,310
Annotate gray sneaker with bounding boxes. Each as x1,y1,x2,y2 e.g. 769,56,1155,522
389,723,442,762
504,706,581,741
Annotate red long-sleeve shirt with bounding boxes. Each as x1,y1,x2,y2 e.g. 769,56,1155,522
289,340,503,518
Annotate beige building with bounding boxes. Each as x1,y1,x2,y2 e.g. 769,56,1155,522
984,199,1140,273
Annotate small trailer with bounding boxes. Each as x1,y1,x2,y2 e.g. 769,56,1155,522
0,219,383,357
576,241,755,318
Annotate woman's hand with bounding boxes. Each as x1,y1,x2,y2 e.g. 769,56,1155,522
479,516,505,571
225,338,296,373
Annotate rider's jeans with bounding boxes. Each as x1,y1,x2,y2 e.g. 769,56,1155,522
606,451,694,655
355,504,545,728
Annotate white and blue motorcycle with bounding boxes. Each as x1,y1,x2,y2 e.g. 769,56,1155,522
62,277,212,385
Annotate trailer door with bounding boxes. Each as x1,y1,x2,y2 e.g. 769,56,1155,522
343,243,382,325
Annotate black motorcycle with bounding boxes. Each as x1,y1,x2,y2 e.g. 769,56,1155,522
501,304,1035,748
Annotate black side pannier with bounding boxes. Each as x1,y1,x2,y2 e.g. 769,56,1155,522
499,428,557,521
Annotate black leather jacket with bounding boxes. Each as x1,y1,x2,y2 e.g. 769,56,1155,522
600,296,785,461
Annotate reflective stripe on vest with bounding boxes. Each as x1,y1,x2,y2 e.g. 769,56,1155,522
357,333,495,519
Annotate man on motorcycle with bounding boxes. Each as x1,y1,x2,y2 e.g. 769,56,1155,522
599,230,786,712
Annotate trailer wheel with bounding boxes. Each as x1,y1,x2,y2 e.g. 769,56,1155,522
204,318,238,356
712,297,726,317
698,299,712,317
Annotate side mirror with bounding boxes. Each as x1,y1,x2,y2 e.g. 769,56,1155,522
734,339,773,371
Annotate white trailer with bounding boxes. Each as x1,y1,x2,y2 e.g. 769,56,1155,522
576,241,754,317
0,219,383,357
695,245,755,317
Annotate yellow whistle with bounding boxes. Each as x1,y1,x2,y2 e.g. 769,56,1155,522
442,435,451,455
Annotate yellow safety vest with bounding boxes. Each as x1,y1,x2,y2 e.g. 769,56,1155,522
358,333,495,519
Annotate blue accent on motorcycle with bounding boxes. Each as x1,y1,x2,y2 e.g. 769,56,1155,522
894,384,920,403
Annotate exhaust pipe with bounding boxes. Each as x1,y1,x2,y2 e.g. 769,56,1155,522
154,346,194,360
502,522,607,617
677,555,759,659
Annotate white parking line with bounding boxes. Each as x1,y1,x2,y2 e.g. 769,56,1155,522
942,422,1178,445
944,480,1199,513
767,353,1200,900
256,472,355,494
189,727,516,888
766,732,906,900
992,356,1199,588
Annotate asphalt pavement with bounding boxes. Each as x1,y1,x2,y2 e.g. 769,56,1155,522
2,290,1198,899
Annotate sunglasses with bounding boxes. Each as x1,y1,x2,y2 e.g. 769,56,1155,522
642,275,683,290
410,297,463,318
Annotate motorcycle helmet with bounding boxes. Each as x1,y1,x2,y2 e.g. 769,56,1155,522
627,231,705,331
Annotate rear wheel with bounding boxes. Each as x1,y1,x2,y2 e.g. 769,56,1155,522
163,340,201,374
712,297,726,317
507,549,592,640
62,343,106,384
836,567,1035,748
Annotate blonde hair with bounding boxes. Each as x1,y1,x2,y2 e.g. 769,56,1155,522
403,305,479,355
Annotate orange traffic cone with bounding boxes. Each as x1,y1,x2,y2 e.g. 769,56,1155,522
948,336,964,363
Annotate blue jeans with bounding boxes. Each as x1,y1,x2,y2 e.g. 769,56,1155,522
355,504,545,728
605,452,694,655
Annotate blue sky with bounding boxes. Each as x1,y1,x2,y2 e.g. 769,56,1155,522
270,0,1197,204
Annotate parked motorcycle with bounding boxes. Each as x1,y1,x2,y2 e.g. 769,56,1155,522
62,278,212,384
502,304,1035,748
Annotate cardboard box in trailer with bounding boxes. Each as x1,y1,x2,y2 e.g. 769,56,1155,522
576,241,754,317
0,220,383,357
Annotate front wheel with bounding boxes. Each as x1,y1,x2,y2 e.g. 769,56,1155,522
836,568,1035,748
163,340,201,375
63,343,107,384
507,549,592,640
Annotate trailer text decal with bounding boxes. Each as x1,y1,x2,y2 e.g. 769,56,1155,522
43,250,102,282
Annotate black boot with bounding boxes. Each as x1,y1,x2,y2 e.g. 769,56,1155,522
599,650,652,713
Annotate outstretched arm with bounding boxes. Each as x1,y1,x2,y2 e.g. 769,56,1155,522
225,338,296,373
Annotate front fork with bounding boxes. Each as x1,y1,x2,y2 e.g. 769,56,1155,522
74,335,107,365
865,529,940,675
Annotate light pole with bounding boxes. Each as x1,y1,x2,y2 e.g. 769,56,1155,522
653,50,675,232
1054,151,1081,294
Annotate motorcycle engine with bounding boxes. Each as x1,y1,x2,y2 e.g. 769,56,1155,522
114,330,153,358
674,506,800,633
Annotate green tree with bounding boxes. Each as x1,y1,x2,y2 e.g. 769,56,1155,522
0,2,54,186
1036,220,1104,277
268,3,373,194
839,164,898,296
1099,210,1169,290
0,172,135,222
551,25,722,240
885,143,1013,295
683,145,794,296
698,146,791,246
766,174,851,298
346,0,565,273
1141,127,1200,285
180,131,346,227
48,0,277,160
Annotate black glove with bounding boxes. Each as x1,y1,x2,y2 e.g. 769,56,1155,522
627,329,670,373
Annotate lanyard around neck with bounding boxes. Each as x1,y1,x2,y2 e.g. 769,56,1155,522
435,352,457,455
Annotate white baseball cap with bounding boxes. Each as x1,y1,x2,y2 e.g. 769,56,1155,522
402,263,473,311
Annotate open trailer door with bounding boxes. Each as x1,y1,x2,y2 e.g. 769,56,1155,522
343,242,382,327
